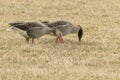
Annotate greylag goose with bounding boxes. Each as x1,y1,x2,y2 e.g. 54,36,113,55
7,21,61,43
43,20,83,43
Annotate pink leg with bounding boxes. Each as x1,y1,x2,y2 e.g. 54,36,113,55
56,37,59,43
26,38,29,43
59,37,64,43
32,38,34,44
61,37,64,43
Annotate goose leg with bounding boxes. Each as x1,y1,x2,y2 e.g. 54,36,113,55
58,37,61,43
61,37,64,43
32,38,34,44
26,38,29,43
59,37,64,43
56,37,59,43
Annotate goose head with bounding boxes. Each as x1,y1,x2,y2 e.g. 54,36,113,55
77,25,83,41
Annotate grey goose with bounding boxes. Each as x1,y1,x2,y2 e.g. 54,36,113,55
42,20,83,43
7,21,62,43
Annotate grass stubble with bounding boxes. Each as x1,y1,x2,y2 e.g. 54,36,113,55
0,0,120,80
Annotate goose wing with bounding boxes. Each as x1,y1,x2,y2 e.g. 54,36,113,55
9,22,29,31
27,26,52,38
47,20,68,28
9,21,25,26
55,23,76,35
26,22,47,27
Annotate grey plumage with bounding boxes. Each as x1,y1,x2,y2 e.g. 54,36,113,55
43,20,83,42
8,21,59,43
27,26,53,39
8,20,83,43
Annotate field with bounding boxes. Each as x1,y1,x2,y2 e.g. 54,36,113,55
0,0,120,80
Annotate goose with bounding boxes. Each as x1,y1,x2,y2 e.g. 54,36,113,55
42,20,83,43
26,25,62,43
7,21,62,43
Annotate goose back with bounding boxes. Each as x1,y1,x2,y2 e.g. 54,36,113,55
47,20,79,35
9,21,46,31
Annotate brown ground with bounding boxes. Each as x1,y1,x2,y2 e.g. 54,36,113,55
0,0,120,80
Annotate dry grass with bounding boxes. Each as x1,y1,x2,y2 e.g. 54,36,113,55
0,0,120,80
